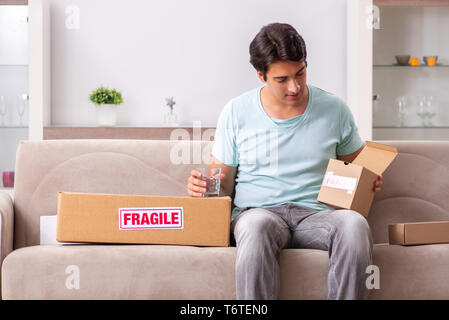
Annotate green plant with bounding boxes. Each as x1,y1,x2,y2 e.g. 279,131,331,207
89,86,124,105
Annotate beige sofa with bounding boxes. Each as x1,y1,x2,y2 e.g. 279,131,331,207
1,139,449,299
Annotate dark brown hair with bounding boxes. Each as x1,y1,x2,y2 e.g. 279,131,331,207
249,23,307,80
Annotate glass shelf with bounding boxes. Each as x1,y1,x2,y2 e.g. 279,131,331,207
0,126,28,129
374,126,449,128
374,64,449,68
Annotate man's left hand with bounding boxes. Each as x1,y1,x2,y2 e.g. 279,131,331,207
373,175,383,193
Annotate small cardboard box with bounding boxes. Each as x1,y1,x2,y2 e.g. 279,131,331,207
317,141,398,217
389,221,449,246
56,192,231,246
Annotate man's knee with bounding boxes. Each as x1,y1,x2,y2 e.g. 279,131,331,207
233,209,287,243
333,210,373,247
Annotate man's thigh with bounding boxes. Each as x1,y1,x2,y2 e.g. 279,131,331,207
231,207,291,249
290,209,368,250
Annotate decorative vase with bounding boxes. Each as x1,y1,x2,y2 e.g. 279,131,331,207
2,171,14,188
163,108,180,126
95,104,117,126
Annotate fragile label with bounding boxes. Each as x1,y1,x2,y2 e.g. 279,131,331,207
322,172,357,194
119,207,184,230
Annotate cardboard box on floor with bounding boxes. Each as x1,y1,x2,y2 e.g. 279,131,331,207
56,192,231,246
389,221,449,245
317,141,398,217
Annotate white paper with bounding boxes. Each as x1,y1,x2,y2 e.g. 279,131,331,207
40,215,80,245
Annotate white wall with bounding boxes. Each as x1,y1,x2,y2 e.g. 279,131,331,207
49,0,349,126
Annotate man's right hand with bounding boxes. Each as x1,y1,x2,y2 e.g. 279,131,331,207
187,169,208,198
187,156,237,198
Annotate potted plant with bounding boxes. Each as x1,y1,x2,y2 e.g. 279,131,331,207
89,86,124,126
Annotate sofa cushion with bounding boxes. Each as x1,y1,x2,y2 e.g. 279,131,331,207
3,243,449,300
13,140,212,249
0,244,329,300
13,140,449,248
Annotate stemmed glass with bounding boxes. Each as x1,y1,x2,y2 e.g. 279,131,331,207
396,96,408,127
0,96,6,126
425,96,436,126
17,94,27,126
416,96,436,127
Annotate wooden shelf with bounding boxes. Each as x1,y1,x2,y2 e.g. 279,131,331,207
43,126,216,140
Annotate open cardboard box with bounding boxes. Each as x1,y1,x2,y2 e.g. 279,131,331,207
56,192,231,246
317,141,398,217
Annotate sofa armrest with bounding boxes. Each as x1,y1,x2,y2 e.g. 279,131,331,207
0,191,14,267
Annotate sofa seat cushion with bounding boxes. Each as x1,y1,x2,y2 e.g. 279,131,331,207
1,244,329,300
2,243,449,299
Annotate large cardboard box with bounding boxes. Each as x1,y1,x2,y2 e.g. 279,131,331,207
389,221,449,245
56,192,231,246
317,141,398,217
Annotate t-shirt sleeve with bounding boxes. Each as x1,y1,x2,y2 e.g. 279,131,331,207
336,101,364,156
211,100,239,167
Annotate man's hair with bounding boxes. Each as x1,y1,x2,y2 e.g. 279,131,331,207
249,23,307,81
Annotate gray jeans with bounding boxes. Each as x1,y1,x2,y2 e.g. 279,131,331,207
230,203,373,300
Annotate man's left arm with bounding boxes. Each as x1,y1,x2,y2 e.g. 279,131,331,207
337,143,383,193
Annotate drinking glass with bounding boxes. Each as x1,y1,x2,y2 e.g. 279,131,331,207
17,94,27,126
396,96,408,127
416,96,428,126
197,167,222,197
0,96,6,126
425,96,436,126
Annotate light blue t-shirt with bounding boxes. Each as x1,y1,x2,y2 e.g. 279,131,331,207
211,84,364,219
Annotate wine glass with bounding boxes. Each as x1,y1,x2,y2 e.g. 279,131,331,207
425,96,436,126
373,94,381,121
396,96,408,127
17,94,27,126
0,96,6,126
416,96,428,127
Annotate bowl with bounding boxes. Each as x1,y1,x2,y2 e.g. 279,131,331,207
395,55,410,65
423,56,438,66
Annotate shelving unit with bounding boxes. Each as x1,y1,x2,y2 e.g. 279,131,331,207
372,4,449,140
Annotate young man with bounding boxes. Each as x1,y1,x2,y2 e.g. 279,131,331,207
187,23,382,300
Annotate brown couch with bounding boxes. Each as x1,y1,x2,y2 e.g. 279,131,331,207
1,139,449,299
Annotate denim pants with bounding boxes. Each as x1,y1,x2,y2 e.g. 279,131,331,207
230,203,373,300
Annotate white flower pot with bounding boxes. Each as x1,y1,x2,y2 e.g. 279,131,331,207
95,104,117,126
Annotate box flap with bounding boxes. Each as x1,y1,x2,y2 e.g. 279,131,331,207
352,141,398,176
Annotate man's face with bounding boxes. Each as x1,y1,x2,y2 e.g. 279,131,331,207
257,60,307,107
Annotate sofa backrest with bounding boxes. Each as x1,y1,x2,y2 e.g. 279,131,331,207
13,139,211,249
13,139,449,248
369,141,449,243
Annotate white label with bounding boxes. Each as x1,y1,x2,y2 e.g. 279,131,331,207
119,207,184,230
323,172,357,194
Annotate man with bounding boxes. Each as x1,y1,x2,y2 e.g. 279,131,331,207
187,23,382,300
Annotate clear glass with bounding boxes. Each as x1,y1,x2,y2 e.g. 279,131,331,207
0,96,6,126
198,167,221,197
163,108,179,126
396,96,408,127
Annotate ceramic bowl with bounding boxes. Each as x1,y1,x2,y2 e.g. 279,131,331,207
395,55,410,65
423,56,438,65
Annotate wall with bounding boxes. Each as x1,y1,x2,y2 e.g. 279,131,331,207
49,0,349,127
